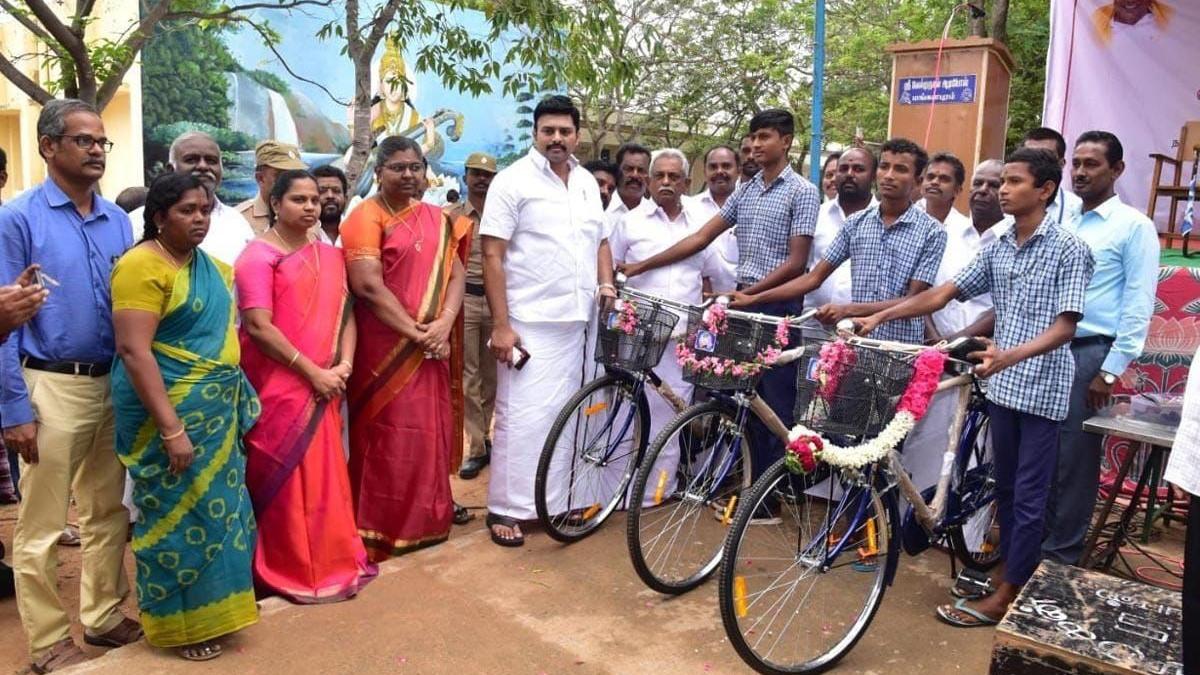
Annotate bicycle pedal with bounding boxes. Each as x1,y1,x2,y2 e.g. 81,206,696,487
953,567,992,595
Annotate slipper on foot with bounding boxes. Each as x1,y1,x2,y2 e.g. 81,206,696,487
486,512,524,547
935,598,999,628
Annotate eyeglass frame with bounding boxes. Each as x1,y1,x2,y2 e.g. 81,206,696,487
49,134,114,153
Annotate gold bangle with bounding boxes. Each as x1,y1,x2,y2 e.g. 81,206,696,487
288,350,301,367
161,426,186,441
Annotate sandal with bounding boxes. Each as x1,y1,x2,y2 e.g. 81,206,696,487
84,616,144,647
57,525,80,547
453,503,474,525
935,599,1000,628
31,637,89,673
179,640,223,662
486,512,524,547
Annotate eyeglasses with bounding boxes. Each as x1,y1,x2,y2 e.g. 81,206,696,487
52,134,114,152
382,162,425,174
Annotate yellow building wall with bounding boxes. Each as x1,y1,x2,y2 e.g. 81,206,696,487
0,1,143,202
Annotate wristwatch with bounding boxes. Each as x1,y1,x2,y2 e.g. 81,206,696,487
1100,371,1117,386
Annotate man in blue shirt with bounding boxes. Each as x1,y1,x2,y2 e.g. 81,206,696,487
0,99,140,671
620,109,820,501
854,148,1094,627
1042,131,1160,565
733,138,947,345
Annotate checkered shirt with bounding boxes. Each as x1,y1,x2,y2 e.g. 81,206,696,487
953,216,1095,421
823,203,947,343
719,165,819,285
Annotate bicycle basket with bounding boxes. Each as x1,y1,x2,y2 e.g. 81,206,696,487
793,343,917,439
595,297,680,372
679,308,778,391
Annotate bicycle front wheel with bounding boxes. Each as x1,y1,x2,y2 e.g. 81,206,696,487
719,460,895,674
949,411,1001,571
626,400,751,594
534,373,649,543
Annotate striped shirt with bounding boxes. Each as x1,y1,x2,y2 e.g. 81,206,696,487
953,216,1095,421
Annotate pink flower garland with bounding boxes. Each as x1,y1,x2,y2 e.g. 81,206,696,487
785,346,948,476
616,300,639,335
815,341,856,400
676,310,792,381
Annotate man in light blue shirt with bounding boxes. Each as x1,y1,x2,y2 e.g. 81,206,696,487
0,99,140,670
1043,130,1160,565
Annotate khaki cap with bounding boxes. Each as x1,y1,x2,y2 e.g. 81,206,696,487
464,152,498,173
254,140,307,170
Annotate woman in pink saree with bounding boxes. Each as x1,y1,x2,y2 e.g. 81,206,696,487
236,170,376,602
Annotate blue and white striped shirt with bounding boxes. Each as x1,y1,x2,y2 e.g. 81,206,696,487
719,165,819,285
824,203,947,344
953,216,1095,421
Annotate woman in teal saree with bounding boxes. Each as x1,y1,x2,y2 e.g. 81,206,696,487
110,174,260,661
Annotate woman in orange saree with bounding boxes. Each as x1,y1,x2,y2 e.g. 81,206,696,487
342,136,469,562
236,171,376,601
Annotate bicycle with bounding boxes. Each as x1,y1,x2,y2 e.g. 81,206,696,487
717,330,999,674
624,303,823,594
532,283,700,543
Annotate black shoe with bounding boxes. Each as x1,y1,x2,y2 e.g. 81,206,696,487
459,451,490,480
453,502,474,525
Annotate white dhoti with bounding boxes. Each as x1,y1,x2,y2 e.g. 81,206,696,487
488,319,589,520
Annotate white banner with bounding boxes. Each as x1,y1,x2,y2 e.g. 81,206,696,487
1043,0,1200,230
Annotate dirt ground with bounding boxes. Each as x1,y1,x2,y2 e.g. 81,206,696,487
0,471,1185,674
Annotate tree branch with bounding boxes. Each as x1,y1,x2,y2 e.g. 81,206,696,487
93,0,173,109
72,0,98,34
23,0,96,98
162,0,332,22
0,0,65,59
237,17,350,106
362,0,403,57
0,52,53,104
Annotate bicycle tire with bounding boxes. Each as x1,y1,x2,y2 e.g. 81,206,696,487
534,372,650,543
718,459,896,674
625,399,750,594
948,412,1001,571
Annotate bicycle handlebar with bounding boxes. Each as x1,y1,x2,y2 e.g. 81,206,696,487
833,319,977,370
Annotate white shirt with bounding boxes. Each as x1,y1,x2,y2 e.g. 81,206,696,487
316,226,342,248
930,207,976,335
1165,345,1200,496
129,198,256,267
479,147,606,323
807,197,876,308
1048,185,1082,227
606,194,652,237
609,200,721,310
684,189,739,292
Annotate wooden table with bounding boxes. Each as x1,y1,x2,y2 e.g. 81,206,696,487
1079,414,1179,583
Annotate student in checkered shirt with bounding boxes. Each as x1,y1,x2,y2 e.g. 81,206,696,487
854,147,1095,628
620,109,820,502
732,138,947,346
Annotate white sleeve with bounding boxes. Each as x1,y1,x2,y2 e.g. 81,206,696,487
478,172,519,241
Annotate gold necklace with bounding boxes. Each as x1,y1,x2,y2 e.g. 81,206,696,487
154,239,191,268
269,227,320,277
376,192,425,252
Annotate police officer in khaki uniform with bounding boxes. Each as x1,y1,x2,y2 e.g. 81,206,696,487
449,152,498,479
235,140,307,235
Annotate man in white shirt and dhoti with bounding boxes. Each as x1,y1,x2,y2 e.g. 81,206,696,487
608,148,722,503
479,95,613,547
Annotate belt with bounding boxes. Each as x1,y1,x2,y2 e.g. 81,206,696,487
465,282,486,297
1071,334,1114,348
21,355,112,377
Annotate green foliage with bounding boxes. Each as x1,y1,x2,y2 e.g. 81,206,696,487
818,0,1049,152
141,25,238,130
244,68,291,94
147,121,256,152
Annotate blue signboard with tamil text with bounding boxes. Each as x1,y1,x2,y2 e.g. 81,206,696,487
897,74,977,105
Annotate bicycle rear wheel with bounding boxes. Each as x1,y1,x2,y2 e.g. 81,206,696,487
534,373,649,543
626,400,751,594
719,460,895,674
948,411,1001,571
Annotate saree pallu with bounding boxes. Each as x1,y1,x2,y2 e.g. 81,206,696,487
237,240,376,602
342,199,469,562
111,250,260,648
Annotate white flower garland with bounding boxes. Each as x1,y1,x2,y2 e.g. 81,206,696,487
788,411,917,470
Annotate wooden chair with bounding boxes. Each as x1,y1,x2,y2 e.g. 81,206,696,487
1147,121,1200,256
